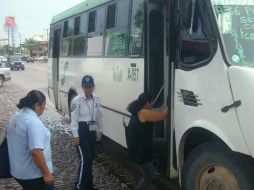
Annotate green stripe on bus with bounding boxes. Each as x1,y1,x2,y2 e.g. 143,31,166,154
51,0,112,24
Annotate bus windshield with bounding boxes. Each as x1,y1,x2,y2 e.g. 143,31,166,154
211,0,254,66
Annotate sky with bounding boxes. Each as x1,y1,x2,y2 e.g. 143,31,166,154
0,0,85,46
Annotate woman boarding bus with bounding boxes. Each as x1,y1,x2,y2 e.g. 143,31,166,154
48,0,254,189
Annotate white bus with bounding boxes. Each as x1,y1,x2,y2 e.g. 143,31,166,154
48,0,254,189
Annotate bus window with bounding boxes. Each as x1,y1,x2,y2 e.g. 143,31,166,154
80,13,87,35
117,0,129,30
214,4,254,66
95,7,105,35
181,0,192,29
62,38,73,57
63,21,68,38
180,0,211,67
88,11,96,33
74,16,80,35
129,0,144,56
73,36,86,56
75,13,88,56
87,8,105,56
106,4,116,29
49,26,54,58
63,18,74,37
105,0,129,57
68,18,74,36
105,30,127,57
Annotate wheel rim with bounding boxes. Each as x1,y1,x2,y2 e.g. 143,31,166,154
195,164,240,190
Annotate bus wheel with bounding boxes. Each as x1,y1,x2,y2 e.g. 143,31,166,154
0,76,3,87
182,142,254,190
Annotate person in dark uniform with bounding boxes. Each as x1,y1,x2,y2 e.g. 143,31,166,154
70,75,103,190
126,93,168,190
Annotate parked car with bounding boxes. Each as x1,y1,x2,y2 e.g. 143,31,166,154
0,56,7,63
8,56,25,70
0,66,11,87
37,56,48,62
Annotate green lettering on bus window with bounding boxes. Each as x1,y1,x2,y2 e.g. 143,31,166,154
127,67,139,82
213,0,254,5
213,3,254,65
107,32,127,56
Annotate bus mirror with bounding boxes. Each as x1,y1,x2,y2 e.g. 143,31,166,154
181,0,192,29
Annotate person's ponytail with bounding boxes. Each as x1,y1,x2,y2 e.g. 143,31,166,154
127,100,139,114
127,93,152,114
17,97,28,109
16,90,46,110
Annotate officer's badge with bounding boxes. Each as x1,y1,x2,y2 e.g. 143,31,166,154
71,103,76,112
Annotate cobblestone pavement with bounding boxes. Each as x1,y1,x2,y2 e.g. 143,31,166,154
0,81,135,190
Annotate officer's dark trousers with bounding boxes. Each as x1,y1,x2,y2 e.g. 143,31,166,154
76,122,96,189
15,177,55,190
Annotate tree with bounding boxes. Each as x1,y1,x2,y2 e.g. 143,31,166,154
134,4,144,30
0,45,13,55
22,38,40,56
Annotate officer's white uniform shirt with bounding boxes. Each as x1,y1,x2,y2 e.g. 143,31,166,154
6,107,53,180
70,93,103,138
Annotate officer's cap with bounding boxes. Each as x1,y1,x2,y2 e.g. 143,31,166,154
82,75,95,88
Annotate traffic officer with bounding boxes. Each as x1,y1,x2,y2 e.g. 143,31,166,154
70,75,103,190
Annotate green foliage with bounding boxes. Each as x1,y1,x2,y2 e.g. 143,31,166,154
22,38,40,56
0,45,13,55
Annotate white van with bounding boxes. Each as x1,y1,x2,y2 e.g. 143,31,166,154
0,56,7,63
0,65,11,87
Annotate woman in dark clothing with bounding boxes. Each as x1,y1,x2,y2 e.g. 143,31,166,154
126,93,168,190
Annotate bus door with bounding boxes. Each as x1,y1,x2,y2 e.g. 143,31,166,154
52,25,61,110
144,0,173,176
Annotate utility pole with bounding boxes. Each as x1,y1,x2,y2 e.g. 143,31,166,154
7,28,10,47
19,33,22,55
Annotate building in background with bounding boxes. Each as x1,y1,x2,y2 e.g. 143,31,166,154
32,34,48,56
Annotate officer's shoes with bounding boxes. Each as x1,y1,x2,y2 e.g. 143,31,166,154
85,187,98,190
74,186,86,190
74,187,82,190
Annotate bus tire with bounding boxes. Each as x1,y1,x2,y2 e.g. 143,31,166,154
0,76,3,87
182,142,254,190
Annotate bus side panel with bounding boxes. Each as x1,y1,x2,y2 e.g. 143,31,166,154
58,57,83,114
48,57,56,106
57,57,144,147
174,48,249,169
87,57,144,147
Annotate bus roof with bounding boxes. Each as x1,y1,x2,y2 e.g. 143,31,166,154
51,0,112,24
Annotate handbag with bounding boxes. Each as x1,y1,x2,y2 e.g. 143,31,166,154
0,136,12,178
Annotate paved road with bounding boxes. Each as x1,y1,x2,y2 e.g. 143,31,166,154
11,63,47,92
10,62,54,108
